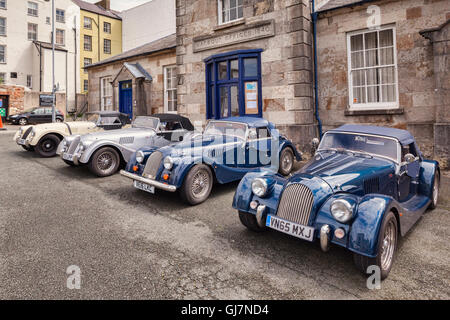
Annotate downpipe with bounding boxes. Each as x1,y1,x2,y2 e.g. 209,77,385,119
311,0,323,138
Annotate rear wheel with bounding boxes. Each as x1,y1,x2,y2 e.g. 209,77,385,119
56,117,63,123
238,211,266,233
279,147,294,176
429,172,440,209
180,164,213,205
34,134,61,157
353,211,398,280
88,147,121,177
18,118,28,126
21,145,34,152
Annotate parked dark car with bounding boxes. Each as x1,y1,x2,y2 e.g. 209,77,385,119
7,107,64,125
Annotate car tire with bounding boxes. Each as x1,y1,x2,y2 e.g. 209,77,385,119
279,147,294,176
18,118,28,126
34,134,61,157
63,160,76,166
88,147,121,177
180,164,213,205
238,211,267,233
353,210,398,280
429,171,440,209
21,145,34,152
56,118,64,123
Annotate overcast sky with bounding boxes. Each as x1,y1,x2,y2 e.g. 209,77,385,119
85,0,153,12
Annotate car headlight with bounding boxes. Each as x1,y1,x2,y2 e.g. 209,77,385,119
29,129,35,139
136,150,145,164
251,178,268,197
79,143,85,152
163,156,174,170
330,199,354,223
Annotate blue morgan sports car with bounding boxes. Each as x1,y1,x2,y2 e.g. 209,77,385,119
120,117,301,205
233,125,440,279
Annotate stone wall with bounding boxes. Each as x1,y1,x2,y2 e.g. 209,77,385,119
176,0,317,151
316,0,449,164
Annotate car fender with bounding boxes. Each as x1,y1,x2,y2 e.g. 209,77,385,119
29,127,69,146
166,155,206,188
79,140,135,164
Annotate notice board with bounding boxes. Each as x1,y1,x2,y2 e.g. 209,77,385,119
244,82,259,115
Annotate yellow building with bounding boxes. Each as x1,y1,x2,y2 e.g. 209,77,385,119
73,0,122,93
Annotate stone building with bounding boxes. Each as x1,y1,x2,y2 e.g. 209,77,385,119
315,0,450,166
85,34,176,118
176,0,316,150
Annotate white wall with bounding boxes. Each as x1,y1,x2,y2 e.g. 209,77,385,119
0,0,80,111
121,0,175,51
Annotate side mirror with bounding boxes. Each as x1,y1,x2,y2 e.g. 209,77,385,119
404,153,415,164
312,138,320,150
248,129,257,141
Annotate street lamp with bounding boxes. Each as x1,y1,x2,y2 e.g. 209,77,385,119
44,0,56,123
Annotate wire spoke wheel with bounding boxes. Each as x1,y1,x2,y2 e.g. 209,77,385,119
380,220,396,271
96,151,116,174
191,169,210,198
281,152,293,173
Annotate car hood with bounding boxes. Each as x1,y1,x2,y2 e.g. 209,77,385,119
296,151,396,194
79,127,156,144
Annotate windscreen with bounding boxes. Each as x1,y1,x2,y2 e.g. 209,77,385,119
204,121,247,140
132,116,159,129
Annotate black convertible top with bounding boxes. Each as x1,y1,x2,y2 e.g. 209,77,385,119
85,111,130,125
152,113,195,131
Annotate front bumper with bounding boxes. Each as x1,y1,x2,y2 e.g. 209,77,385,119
60,152,81,165
16,137,31,147
120,170,177,192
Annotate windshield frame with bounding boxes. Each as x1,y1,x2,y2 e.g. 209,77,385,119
317,131,401,164
204,120,249,141
132,116,160,130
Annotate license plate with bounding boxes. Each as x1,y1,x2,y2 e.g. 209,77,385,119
266,215,314,242
134,180,155,194
63,153,73,161
18,139,26,145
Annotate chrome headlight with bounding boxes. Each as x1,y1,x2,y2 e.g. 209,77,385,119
29,129,36,139
330,199,354,223
251,178,268,197
18,128,23,136
79,143,86,152
163,156,174,170
136,150,145,164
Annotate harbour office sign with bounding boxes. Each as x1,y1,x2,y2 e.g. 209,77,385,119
193,21,275,53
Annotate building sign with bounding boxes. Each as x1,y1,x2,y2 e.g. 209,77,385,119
193,21,275,53
244,82,259,115
0,108,5,117
40,94,54,106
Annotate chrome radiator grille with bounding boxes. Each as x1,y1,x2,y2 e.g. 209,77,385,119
143,151,163,179
67,136,80,155
276,183,314,226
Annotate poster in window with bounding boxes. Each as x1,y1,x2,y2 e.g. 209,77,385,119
245,81,258,115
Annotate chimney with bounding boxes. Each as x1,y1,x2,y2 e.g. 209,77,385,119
95,0,110,10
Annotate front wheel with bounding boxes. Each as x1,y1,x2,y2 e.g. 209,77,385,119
429,172,440,209
34,134,61,157
180,164,213,205
353,211,398,280
88,147,121,177
279,147,294,176
238,211,267,233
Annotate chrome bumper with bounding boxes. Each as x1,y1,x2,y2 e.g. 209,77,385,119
60,152,80,165
320,224,331,252
120,170,177,192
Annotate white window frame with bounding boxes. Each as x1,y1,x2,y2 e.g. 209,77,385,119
103,22,111,34
27,75,32,89
218,0,244,25
83,79,88,92
0,0,6,10
55,28,65,46
28,23,37,41
0,72,5,83
84,35,92,51
164,65,177,114
103,38,111,54
83,57,92,74
56,8,65,23
347,25,399,111
0,45,6,63
28,1,38,17
0,17,6,36
84,17,92,29
100,76,113,111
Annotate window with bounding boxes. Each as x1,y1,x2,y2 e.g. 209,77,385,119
83,80,88,92
0,1,5,10
56,9,65,23
0,17,5,36
347,27,398,110
100,77,113,110
0,45,5,63
0,73,5,83
84,35,92,51
56,29,65,46
205,49,262,119
84,17,92,29
46,17,50,24
103,39,111,54
84,58,92,73
10,72,17,78
218,0,243,25
28,23,37,41
164,65,177,113
28,2,38,17
104,22,111,34
27,75,32,88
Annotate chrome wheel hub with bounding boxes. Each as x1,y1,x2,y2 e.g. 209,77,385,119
380,220,396,271
191,170,209,198
97,152,115,173
433,176,439,205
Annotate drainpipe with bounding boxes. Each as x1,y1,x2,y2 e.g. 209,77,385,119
73,16,78,114
311,0,323,137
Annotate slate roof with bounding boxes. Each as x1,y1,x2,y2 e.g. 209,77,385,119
71,0,121,20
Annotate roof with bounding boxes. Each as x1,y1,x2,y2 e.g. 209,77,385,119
85,34,176,69
123,62,152,81
34,41,67,52
316,0,376,13
219,117,272,128
71,0,121,19
152,113,195,131
330,124,415,145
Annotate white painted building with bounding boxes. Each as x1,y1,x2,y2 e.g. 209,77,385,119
121,0,175,51
0,0,80,112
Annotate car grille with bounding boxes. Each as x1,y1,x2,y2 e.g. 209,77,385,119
364,177,380,194
143,151,163,179
21,127,33,140
67,136,80,155
276,183,314,226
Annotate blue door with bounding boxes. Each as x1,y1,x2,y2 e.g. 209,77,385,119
119,81,133,119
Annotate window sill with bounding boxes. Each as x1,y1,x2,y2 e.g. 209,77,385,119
213,19,246,32
345,108,404,116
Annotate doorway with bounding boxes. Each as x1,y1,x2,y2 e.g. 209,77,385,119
119,80,133,119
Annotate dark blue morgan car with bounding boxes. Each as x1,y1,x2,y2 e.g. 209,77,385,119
121,117,301,205
233,125,440,279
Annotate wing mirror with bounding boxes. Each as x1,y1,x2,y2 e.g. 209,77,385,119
404,153,416,164
312,138,320,152
248,129,257,141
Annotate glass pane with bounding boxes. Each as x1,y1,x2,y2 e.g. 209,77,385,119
367,86,380,103
209,64,214,82
230,0,236,7
231,86,239,116
379,29,393,47
365,49,378,67
351,52,364,69
210,85,215,118
366,68,379,85
220,87,229,118
381,85,396,102
350,34,363,51
230,7,236,20
244,58,257,77
364,32,378,49
353,87,366,104
230,59,239,79
380,67,395,84
237,6,243,18
352,70,365,86
380,47,394,65
218,61,227,80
